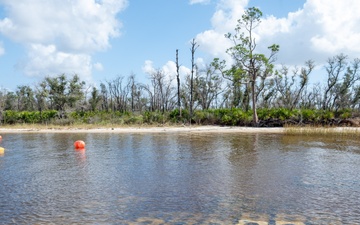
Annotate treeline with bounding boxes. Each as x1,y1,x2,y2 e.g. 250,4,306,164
0,53,359,127
0,107,356,127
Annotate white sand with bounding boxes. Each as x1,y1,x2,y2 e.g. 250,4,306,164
0,125,286,134
0,125,358,134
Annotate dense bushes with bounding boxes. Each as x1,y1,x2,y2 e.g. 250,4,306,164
0,108,358,127
1,110,58,124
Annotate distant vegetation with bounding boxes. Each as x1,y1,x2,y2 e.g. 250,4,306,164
0,7,359,127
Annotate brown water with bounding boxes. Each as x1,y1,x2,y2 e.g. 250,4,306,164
0,132,359,224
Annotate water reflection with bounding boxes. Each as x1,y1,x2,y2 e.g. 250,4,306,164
0,132,359,224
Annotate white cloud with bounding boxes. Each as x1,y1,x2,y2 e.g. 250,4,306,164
93,62,104,71
0,0,128,80
142,60,157,75
162,61,177,78
211,0,248,32
195,0,248,63
142,60,191,82
189,0,211,5
21,44,92,79
260,0,360,66
0,42,4,56
195,0,360,70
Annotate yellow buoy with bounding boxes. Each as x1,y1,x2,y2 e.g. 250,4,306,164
0,147,4,155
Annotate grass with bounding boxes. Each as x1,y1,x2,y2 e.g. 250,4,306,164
284,125,360,137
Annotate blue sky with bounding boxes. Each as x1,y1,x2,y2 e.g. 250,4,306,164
0,0,359,91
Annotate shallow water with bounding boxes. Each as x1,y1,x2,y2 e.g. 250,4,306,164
0,132,360,224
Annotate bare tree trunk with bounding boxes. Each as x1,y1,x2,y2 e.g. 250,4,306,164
251,74,258,125
176,49,181,117
190,39,199,124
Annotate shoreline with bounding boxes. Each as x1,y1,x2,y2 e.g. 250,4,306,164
0,125,285,134
0,125,359,134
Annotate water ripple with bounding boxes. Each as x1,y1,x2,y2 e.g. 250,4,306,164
0,133,360,224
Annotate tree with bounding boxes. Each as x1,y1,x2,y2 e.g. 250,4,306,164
322,54,347,110
67,75,85,109
16,85,36,111
176,49,181,116
99,83,109,111
190,38,199,122
274,60,314,109
142,69,175,112
332,58,360,110
129,73,136,112
44,74,85,114
88,86,101,111
213,7,279,125
34,81,49,112
194,64,224,109
4,91,17,110
107,76,129,112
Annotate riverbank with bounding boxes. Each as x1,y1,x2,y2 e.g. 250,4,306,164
0,125,284,134
0,125,359,134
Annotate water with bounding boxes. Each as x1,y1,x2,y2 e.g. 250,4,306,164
0,132,360,224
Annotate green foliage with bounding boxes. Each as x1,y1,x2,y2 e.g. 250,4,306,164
3,110,19,124
42,110,58,121
1,107,359,127
257,108,297,121
2,110,58,124
321,110,335,121
193,110,206,124
337,108,352,119
204,108,252,126
124,115,143,125
143,111,166,124
169,109,190,123
300,109,318,122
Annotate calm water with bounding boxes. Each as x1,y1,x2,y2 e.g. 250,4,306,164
0,132,360,224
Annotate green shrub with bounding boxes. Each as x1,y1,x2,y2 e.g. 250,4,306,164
3,110,19,124
337,108,352,119
300,109,316,121
193,110,206,124
321,110,335,121
169,109,189,123
143,111,165,124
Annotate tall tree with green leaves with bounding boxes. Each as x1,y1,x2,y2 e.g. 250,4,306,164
88,86,101,111
45,74,85,113
213,7,279,125
16,85,36,111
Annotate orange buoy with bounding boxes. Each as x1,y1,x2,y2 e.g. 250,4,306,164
74,140,85,149
0,147,4,155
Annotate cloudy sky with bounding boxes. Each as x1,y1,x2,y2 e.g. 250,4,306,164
0,0,358,91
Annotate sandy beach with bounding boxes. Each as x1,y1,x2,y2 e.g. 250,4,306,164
0,125,286,134
0,125,359,134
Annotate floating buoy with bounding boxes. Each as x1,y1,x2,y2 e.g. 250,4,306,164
0,147,4,155
74,140,85,149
